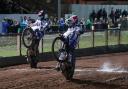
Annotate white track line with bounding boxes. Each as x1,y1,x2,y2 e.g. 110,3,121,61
7,68,128,73
75,69,128,73
8,68,53,73
75,69,94,72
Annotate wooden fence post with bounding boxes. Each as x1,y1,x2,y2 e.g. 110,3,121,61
105,25,109,48
118,24,121,45
39,38,43,53
17,33,22,56
92,25,95,48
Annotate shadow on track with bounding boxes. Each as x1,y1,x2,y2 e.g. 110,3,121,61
70,78,124,88
37,66,54,70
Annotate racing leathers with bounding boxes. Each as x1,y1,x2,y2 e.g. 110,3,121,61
58,25,83,68
28,18,49,57
31,19,49,40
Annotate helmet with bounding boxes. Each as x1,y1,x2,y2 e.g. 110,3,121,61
65,15,78,26
38,10,45,17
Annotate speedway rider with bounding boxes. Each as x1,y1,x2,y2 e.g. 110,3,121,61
56,15,84,70
27,10,50,68
31,10,49,40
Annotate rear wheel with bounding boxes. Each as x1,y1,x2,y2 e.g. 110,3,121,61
22,27,35,48
60,61,75,80
26,49,38,68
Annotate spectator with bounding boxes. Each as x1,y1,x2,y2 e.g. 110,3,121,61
97,8,102,21
89,10,96,22
85,18,93,31
102,8,107,22
1,18,10,34
79,18,85,31
53,17,58,25
58,18,65,32
28,16,35,25
122,9,128,17
109,8,115,24
12,20,20,33
19,16,28,33
115,9,120,21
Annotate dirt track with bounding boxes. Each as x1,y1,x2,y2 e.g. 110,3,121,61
0,52,128,89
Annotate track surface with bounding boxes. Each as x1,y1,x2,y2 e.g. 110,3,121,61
0,52,128,89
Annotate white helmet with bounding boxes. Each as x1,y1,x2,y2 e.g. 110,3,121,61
38,10,45,20
38,10,45,17
65,15,78,26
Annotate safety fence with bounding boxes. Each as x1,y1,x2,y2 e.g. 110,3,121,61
0,27,128,57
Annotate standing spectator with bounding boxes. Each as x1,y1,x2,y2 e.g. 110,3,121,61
85,18,93,31
79,18,85,31
122,9,128,17
58,18,65,32
97,8,102,21
19,16,28,33
13,20,20,33
115,9,122,22
89,10,96,22
102,8,107,22
44,16,51,33
53,17,58,25
109,8,115,24
1,18,10,34
27,16,36,25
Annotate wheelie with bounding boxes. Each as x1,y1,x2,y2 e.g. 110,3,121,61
22,10,49,68
52,15,84,80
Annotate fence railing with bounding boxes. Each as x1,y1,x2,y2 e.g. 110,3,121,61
0,27,128,57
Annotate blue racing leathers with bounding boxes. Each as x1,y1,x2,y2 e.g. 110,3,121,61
63,26,81,49
61,25,82,65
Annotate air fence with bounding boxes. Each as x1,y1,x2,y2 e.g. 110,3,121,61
0,24,128,58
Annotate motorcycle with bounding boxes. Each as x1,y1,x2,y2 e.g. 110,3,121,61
52,34,78,80
22,26,41,68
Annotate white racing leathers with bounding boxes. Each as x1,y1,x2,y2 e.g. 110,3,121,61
31,19,49,39
58,26,81,65
63,26,81,49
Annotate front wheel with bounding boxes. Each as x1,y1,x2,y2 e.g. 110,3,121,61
22,27,35,48
52,36,66,62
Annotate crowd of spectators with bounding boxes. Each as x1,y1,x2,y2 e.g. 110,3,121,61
84,8,128,31
1,8,128,34
89,8,128,23
1,16,67,34
2,16,28,34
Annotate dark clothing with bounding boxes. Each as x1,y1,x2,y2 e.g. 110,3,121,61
2,21,9,34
